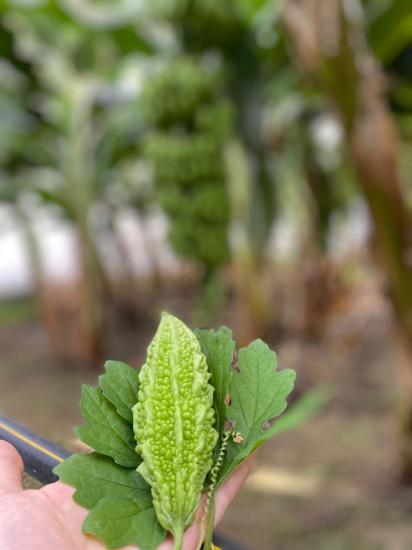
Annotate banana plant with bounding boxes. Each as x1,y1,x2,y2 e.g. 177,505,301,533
283,0,412,481
0,18,44,307
1,1,155,365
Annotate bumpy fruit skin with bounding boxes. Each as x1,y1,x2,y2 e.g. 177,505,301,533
133,313,218,540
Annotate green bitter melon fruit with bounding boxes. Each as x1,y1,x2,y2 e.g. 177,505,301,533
133,312,218,549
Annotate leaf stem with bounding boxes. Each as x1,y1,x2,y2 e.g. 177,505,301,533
197,431,233,550
201,496,215,550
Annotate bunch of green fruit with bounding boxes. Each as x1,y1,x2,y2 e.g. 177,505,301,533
142,58,234,267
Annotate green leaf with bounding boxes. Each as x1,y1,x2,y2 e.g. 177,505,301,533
193,327,235,550
54,452,151,510
100,360,140,423
194,327,235,441
217,340,295,486
368,0,412,64
228,340,296,448
83,498,167,550
75,385,138,468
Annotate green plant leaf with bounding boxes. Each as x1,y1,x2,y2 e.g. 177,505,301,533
75,385,138,468
100,360,140,423
193,327,235,550
217,339,296,486
194,326,235,441
368,0,412,64
54,452,150,510
83,498,167,550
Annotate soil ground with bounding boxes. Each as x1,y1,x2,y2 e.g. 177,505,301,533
1,274,412,550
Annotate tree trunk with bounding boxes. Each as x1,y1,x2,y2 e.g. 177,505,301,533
225,141,273,343
13,203,43,302
282,0,412,480
76,208,104,368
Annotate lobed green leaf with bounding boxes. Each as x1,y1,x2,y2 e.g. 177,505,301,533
83,497,166,550
54,453,151,510
194,326,235,442
100,360,140,423
76,385,138,468
217,339,295,486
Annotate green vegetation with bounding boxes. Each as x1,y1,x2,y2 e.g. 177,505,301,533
143,59,233,267
55,312,303,549
3,0,412,515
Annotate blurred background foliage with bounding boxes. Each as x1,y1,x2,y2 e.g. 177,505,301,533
2,0,412,548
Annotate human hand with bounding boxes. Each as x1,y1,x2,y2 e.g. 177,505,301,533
0,440,255,550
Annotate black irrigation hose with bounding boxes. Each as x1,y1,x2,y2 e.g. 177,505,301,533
0,415,70,484
0,415,248,550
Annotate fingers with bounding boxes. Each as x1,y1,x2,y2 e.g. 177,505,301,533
0,440,24,495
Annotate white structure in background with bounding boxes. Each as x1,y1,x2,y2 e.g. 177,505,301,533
0,204,179,299
0,199,371,299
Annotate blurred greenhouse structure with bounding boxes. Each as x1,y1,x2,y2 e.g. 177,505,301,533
2,0,412,548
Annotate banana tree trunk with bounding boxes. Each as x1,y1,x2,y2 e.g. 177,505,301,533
225,140,273,343
64,81,106,368
283,0,412,480
350,106,412,482
75,209,104,368
13,203,43,301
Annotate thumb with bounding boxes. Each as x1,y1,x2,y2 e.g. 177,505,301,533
0,441,24,494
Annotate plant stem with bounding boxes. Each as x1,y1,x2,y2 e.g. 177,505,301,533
173,525,184,550
196,431,232,550
202,497,215,550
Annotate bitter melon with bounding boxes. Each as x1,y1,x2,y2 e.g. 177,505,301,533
133,312,218,549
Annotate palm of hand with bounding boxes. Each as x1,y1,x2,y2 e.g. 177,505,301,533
0,441,254,550
0,480,105,549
